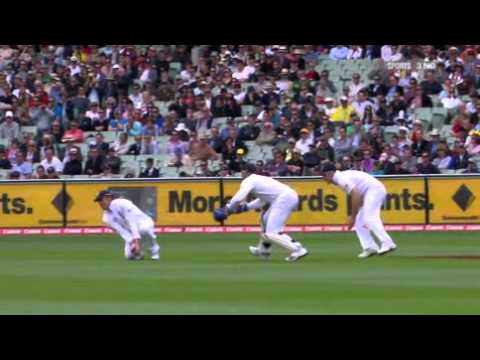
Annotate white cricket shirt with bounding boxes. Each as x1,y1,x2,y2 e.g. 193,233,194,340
333,170,385,195
102,198,152,243
227,174,296,211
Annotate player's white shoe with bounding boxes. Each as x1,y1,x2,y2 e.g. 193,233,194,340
249,246,271,260
358,248,378,259
285,247,309,262
151,245,161,260
378,244,397,256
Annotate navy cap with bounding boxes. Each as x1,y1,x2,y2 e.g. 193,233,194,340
242,163,257,174
321,162,337,173
94,190,114,202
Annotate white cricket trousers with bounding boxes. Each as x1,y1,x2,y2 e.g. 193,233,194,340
259,190,303,252
354,186,396,251
124,218,160,259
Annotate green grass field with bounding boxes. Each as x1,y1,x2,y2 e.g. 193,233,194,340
1,232,480,314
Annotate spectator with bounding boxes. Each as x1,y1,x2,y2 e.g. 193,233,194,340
448,142,470,170
381,45,403,62
194,160,216,177
46,166,60,179
32,165,48,179
361,149,375,173
347,45,363,60
367,75,388,98
255,121,276,146
331,96,355,124
29,98,55,135
386,75,404,99
12,150,32,179
441,87,463,111
63,147,83,175
9,170,20,180
316,136,335,162
408,87,433,109
465,159,479,173
286,150,304,176
84,147,105,176
112,132,131,156
109,109,127,132
411,129,431,157
0,149,12,169
125,114,144,137
140,158,160,178
294,128,314,155
352,90,374,119
384,156,410,175
303,144,322,173
92,132,110,156
417,152,440,174
401,146,418,174
0,111,21,140
238,115,260,141
140,135,159,155
50,120,64,144
420,70,443,96
40,147,63,173
166,131,189,161
467,131,480,156
62,119,84,144
228,148,247,174
432,146,452,172
348,73,366,99
190,133,219,162
265,150,289,176
254,159,270,176
92,108,109,131
329,45,349,61
104,147,122,174
334,127,353,160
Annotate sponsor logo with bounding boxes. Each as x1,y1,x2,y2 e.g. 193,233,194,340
452,185,476,212
0,194,33,214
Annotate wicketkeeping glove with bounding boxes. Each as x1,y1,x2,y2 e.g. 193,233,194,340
235,203,249,214
213,208,229,222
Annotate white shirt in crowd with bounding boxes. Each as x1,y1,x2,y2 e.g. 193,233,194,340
349,82,366,98
441,96,463,110
347,47,363,60
41,156,64,173
232,67,253,82
129,93,143,110
233,91,246,104
69,64,81,77
381,46,402,62
86,109,101,121
432,156,452,170
333,170,385,195
102,198,153,244
227,174,295,211
295,137,314,155
329,46,349,61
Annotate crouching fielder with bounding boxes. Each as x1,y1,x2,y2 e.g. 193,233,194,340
321,162,397,259
215,164,308,262
94,190,160,261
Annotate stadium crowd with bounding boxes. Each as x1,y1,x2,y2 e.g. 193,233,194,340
1,44,480,180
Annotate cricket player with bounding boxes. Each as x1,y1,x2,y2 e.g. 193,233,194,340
321,162,397,258
94,190,160,261
215,164,309,262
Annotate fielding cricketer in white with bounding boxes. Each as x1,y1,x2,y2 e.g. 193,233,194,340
321,162,397,259
225,164,309,262
94,190,160,260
